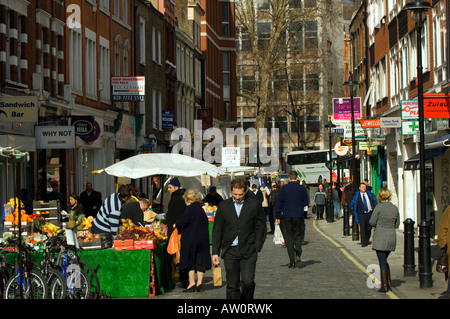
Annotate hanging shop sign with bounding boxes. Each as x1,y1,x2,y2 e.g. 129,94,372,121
332,97,361,120
423,93,450,118
402,120,419,135
162,111,174,129
221,147,240,167
35,126,75,149
0,96,38,123
380,117,401,128
401,100,418,120
111,76,145,102
360,119,380,128
344,123,367,140
334,141,349,156
71,116,94,136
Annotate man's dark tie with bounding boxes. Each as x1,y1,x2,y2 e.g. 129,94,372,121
363,194,369,213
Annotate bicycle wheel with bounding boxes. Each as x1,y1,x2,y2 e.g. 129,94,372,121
0,268,10,299
80,260,100,299
65,264,91,299
47,268,68,299
4,270,48,299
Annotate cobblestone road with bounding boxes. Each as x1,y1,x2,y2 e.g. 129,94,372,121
155,217,390,300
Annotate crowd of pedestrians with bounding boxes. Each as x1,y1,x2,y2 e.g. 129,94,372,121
31,172,449,300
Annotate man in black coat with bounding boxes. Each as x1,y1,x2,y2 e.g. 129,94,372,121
80,182,102,217
165,177,186,238
212,178,266,299
165,177,187,288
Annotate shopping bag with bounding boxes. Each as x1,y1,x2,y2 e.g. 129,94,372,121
212,264,222,287
167,228,180,255
273,224,284,245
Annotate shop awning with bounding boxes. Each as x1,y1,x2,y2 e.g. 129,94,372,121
404,134,450,170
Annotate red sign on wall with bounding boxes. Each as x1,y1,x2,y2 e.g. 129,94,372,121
360,119,380,128
423,93,450,118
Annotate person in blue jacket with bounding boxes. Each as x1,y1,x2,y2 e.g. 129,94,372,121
275,171,309,268
351,182,377,247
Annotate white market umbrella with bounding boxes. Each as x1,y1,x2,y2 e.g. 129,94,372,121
94,153,225,179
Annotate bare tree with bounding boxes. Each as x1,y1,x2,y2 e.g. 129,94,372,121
236,0,345,153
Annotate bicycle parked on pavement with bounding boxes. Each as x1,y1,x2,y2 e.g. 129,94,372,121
1,237,48,299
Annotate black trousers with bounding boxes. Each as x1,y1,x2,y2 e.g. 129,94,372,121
280,217,304,263
223,246,257,299
357,212,372,245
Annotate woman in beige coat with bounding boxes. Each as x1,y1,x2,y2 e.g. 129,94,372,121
437,206,450,294
369,188,400,292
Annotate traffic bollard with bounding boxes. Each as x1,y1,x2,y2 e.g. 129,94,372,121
418,220,433,288
403,218,416,277
343,203,350,236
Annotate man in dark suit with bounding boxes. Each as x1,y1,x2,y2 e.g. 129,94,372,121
212,178,266,299
80,182,102,217
275,171,309,268
351,182,377,247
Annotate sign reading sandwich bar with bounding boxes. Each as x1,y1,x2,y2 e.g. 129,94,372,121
35,126,75,149
0,96,38,122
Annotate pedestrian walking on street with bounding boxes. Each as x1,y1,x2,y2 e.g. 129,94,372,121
275,171,309,268
369,187,399,292
351,182,377,247
313,184,327,220
174,189,211,293
166,177,188,288
437,205,450,296
212,178,266,299
332,183,341,219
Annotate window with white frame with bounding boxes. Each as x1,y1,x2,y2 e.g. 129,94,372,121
123,0,128,24
69,27,83,93
85,28,97,98
114,36,121,76
157,30,162,64
389,47,399,106
152,27,156,62
433,1,447,84
99,37,110,102
99,0,109,12
123,40,129,76
114,0,120,19
152,90,157,129
139,17,145,65
158,92,162,130
399,37,409,99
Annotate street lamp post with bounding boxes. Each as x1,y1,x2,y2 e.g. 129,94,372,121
344,73,359,241
403,0,433,288
325,120,336,223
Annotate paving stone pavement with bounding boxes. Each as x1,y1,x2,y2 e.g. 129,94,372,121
154,214,449,301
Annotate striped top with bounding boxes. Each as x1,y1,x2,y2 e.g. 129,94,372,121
92,193,124,234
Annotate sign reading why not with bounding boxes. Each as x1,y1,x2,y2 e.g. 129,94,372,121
35,126,75,149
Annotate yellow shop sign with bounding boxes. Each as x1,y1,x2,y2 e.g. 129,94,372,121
0,96,38,123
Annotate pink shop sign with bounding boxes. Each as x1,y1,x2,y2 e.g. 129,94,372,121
333,97,361,120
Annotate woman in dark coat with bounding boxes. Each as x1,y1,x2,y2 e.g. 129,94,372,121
174,189,211,292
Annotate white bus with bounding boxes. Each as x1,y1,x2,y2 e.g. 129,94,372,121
286,150,331,184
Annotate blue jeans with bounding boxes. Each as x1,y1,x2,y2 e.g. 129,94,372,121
376,250,391,271
333,201,340,218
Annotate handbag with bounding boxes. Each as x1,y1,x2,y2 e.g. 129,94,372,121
167,228,181,255
436,247,448,274
212,264,222,287
312,205,317,215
